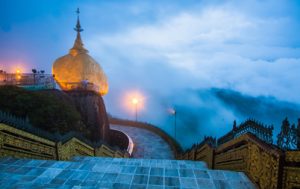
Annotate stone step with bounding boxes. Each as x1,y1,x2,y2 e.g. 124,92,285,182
72,156,208,170
0,157,256,189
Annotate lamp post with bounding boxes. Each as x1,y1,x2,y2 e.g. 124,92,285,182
169,108,177,140
173,109,177,140
15,69,22,84
132,98,139,122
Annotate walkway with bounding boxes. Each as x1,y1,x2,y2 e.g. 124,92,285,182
111,124,174,159
0,157,256,189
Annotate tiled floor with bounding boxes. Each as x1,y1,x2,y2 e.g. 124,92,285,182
0,157,256,189
111,124,174,159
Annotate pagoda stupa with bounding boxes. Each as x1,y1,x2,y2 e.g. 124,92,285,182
52,8,108,95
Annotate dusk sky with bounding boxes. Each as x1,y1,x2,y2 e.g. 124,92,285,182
1,0,300,147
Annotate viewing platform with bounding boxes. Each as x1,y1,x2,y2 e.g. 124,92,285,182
0,71,55,90
0,157,255,189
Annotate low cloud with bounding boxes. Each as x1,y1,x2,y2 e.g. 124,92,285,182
88,4,300,104
83,2,300,147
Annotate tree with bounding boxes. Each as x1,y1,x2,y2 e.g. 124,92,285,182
277,117,297,150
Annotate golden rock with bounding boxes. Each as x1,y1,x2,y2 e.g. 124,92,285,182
52,12,108,95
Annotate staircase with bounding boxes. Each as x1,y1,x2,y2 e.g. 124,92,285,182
0,157,255,189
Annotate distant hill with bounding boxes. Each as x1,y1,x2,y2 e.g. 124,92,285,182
212,88,300,132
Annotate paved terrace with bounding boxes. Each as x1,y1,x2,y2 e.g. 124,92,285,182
0,157,255,189
111,124,174,159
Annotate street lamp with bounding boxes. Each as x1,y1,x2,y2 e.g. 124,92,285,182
15,69,22,81
169,108,177,140
132,98,139,121
173,109,177,140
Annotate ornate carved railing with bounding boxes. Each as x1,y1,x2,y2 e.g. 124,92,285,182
179,118,300,189
0,111,130,160
0,123,130,160
0,110,58,141
181,136,216,168
197,136,217,148
217,119,274,145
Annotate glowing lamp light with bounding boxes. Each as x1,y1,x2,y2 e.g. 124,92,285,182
168,108,176,115
132,98,139,105
122,90,145,121
123,91,145,111
15,69,22,80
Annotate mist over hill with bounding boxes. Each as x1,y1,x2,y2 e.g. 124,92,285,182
213,88,300,129
153,88,300,149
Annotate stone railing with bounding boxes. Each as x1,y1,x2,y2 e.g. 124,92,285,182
110,128,134,156
58,81,100,92
109,117,183,156
179,133,300,189
0,72,55,90
109,129,129,151
0,122,130,160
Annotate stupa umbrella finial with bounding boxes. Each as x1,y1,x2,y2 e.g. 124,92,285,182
70,8,87,56
74,8,83,33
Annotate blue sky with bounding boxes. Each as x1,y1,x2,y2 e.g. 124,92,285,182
1,0,300,146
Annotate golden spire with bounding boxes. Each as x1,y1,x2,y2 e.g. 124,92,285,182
69,8,88,56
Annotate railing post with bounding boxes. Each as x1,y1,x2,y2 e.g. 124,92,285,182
297,119,300,150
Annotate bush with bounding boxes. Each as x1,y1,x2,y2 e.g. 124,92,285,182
0,85,83,134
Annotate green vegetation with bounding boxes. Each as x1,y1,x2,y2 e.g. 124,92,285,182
0,85,84,134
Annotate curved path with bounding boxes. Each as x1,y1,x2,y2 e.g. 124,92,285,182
111,124,175,159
